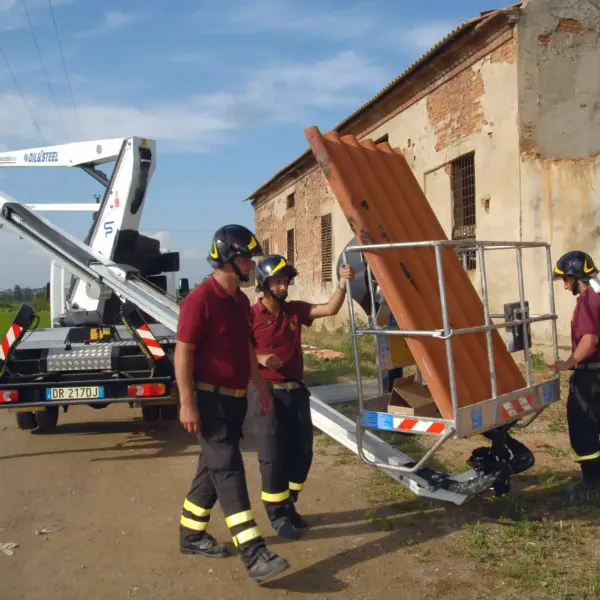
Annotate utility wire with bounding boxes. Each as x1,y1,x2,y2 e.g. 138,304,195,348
20,0,69,142
47,0,83,141
0,44,46,144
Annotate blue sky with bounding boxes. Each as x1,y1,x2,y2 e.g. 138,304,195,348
0,0,499,288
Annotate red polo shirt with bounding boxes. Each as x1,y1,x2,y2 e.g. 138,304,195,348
176,275,252,389
251,298,313,382
572,287,600,362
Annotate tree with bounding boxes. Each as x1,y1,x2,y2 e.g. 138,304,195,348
12,285,23,302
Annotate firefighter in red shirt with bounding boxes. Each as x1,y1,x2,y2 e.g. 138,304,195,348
174,225,289,583
251,254,355,539
552,250,600,495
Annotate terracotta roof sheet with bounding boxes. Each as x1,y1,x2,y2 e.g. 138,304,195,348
302,125,526,419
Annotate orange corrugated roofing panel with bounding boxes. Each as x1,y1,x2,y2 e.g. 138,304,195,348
303,125,526,420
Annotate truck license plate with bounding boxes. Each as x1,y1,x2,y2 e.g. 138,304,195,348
45,386,105,400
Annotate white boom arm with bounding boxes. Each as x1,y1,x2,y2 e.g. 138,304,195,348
0,137,158,320
0,138,132,168
26,204,100,212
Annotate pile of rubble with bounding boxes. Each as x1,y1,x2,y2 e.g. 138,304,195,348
301,344,344,361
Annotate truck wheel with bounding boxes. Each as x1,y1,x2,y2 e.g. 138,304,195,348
35,406,59,433
16,412,37,430
160,404,179,421
141,405,160,421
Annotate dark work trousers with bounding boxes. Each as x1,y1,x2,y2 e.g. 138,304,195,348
256,384,313,523
567,367,600,483
179,390,265,567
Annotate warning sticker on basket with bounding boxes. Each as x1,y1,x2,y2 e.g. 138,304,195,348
542,381,555,405
362,411,393,431
471,406,483,430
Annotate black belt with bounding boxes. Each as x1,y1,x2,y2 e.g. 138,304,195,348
575,362,600,370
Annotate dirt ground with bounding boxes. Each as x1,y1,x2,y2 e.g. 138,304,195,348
2,388,600,600
0,400,424,600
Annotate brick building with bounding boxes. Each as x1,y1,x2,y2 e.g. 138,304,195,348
245,0,600,352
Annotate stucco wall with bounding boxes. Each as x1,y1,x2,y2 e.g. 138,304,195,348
517,0,600,351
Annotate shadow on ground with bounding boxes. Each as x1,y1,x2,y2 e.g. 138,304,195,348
261,469,600,593
0,396,265,462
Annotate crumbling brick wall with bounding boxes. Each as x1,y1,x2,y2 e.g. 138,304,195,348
254,167,336,301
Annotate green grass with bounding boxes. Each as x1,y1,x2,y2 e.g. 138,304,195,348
304,324,600,599
0,309,50,333
302,318,378,386
463,516,600,599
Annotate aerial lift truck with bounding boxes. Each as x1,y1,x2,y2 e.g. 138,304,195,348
0,131,561,506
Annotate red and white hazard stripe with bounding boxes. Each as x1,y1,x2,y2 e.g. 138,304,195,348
0,324,23,361
136,324,166,359
501,395,533,420
393,416,446,435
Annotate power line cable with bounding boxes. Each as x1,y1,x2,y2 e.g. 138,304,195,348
0,44,46,144
20,0,69,142
47,0,83,141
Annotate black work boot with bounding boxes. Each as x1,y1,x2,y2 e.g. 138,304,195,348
565,460,600,501
272,515,300,540
286,501,308,529
180,533,229,558
247,549,290,583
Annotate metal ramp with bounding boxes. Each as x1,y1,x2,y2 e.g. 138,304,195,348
308,387,475,504
309,379,380,405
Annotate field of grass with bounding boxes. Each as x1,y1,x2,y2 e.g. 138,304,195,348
0,309,50,333
303,322,600,600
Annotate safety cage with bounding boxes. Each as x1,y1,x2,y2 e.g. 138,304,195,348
341,238,561,477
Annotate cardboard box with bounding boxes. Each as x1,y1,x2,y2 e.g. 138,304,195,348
387,375,439,418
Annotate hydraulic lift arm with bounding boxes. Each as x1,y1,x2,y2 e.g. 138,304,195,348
0,195,179,332
0,137,159,321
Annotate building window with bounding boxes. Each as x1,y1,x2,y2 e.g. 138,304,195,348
321,213,333,282
286,228,295,266
451,152,476,271
374,133,389,144
262,238,270,256
286,192,295,209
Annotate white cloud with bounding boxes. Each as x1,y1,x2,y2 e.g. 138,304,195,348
240,51,389,123
145,231,211,286
0,50,389,151
147,230,170,246
73,10,141,39
0,226,52,288
224,0,378,40
387,20,459,54
195,0,458,53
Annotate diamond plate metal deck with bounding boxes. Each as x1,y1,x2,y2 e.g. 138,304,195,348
46,345,113,371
